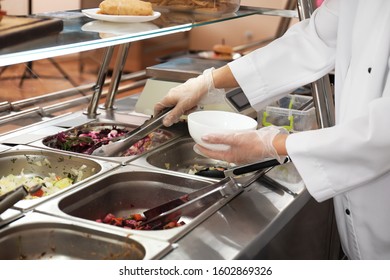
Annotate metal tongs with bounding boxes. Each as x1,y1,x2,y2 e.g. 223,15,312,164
195,157,297,197
139,157,297,229
0,184,42,215
195,157,291,178
140,176,242,229
92,107,172,157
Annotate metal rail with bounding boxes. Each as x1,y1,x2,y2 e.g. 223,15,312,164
296,0,339,261
0,70,146,113
0,74,147,126
85,46,115,117
103,43,131,110
234,0,298,54
297,0,335,128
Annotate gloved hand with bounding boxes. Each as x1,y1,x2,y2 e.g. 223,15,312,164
154,68,225,127
194,126,288,165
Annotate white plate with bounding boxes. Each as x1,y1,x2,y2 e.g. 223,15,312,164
81,21,159,38
82,8,161,23
198,51,241,61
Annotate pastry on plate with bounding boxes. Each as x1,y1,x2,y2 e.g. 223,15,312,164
213,43,233,55
99,0,153,16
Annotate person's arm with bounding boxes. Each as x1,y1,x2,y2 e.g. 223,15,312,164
212,65,239,89
287,94,390,202
154,68,225,126
229,0,339,111
273,133,288,156
154,65,239,127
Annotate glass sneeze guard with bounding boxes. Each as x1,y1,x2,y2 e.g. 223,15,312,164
0,7,297,67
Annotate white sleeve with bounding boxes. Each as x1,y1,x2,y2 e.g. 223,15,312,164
228,0,339,111
286,95,390,202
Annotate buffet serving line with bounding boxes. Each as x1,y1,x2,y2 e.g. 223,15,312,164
0,90,335,260
0,2,338,260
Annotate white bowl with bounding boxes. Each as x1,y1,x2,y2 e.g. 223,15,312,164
187,110,258,151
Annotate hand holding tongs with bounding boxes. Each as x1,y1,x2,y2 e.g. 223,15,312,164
92,107,172,157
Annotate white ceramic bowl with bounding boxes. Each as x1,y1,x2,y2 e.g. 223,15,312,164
187,110,258,151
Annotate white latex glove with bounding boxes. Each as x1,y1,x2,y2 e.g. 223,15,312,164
154,68,225,127
194,126,288,165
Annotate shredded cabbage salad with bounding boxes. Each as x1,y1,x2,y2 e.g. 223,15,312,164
0,164,88,199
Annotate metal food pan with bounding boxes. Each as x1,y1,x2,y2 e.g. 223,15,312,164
29,121,185,163
0,212,171,260
0,145,119,212
35,165,235,242
132,137,234,177
134,137,302,184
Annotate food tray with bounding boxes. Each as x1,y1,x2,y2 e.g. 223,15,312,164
0,212,171,260
29,121,185,163
0,145,119,212
35,165,238,243
132,137,234,178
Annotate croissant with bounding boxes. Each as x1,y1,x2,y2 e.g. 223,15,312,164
99,0,153,16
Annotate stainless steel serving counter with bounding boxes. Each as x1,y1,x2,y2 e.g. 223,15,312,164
0,2,340,259
163,175,311,259
0,95,340,260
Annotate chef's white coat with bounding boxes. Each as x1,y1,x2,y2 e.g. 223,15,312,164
229,0,390,259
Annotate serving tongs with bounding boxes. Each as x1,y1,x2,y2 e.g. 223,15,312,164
0,184,42,215
195,157,296,197
140,176,243,229
140,157,296,229
92,107,172,157
195,157,291,178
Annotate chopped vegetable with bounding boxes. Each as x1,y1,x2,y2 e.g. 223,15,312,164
132,213,144,221
96,212,185,231
0,166,84,199
54,177,74,189
43,125,171,157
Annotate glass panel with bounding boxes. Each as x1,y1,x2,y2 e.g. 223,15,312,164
0,7,297,66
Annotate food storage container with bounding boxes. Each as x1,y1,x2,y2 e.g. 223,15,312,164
258,94,318,132
0,145,118,212
30,121,185,163
0,212,171,260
